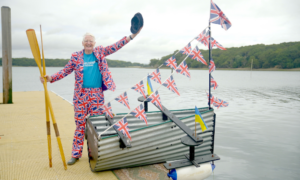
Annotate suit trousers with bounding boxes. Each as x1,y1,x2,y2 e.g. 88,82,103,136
72,87,104,158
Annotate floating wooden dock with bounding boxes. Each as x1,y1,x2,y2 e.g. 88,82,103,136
0,91,117,180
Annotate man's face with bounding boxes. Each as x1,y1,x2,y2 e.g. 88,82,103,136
82,35,96,53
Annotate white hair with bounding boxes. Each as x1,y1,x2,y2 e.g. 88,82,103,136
82,33,95,42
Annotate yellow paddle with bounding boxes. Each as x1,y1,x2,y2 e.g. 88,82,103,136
40,25,52,168
26,29,67,170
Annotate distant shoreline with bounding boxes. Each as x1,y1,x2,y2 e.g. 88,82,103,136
136,67,300,71
2,66,299,71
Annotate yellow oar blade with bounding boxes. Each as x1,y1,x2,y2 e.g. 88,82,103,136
26,29,42,70
26,28,66,169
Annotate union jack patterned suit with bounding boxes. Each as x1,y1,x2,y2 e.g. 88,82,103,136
50,37,129,158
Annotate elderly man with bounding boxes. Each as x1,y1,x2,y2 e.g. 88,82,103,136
40,28,142,165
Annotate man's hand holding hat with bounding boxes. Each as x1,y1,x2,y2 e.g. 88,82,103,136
127,12,143,41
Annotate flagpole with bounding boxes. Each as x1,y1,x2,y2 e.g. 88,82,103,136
208,2,213,167
195,121,196,138
209,22,212,109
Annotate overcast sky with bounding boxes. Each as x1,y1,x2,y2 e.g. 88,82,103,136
1,0,300,64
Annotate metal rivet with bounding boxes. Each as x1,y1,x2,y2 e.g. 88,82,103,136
212,154,214,157
169,163,171,166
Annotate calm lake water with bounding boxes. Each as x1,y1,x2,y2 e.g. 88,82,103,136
1,67,300,179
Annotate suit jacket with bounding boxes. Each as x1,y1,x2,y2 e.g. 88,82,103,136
50,36,128,104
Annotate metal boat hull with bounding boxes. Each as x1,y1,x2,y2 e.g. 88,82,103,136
86,107,217,172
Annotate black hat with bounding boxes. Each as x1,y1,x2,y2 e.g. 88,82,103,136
130,12,143,34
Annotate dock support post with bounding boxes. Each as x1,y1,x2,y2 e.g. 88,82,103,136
1,6,13,104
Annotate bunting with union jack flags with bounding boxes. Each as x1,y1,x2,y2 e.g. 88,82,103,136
131,80,147,98
130,104,148,125
209,59,216,74
113,117,132,140
162,75,180,96
210,37,226,50
195,29,210,47
213,97,229,109
164,55,177,70
211,76,218,90
206,92,216,105
189,46,207,65
146,90,163,110
101,102,114,118
210,0,232,31
179,43,192,55
148,68,161,84
115,92,130,109
176,60,191,79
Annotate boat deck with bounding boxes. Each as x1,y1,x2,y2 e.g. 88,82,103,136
0,91,117,180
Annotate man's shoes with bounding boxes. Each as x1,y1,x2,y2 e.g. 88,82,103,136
67,157,79,165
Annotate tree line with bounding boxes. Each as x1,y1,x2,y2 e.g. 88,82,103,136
0,58,147,67
1,42,300,69
148,41,300,69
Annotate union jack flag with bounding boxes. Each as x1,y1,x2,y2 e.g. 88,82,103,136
131,80,146,98
206,92,216,105
148,68,161,84
195,29,209,47
211,76,218,90
92,98,103,110
130,104,148,125
210,0,232,31
101,102,113,118
114,117,131,140
162,75,180,96
176,60,191,79
164,55,177,70
210,37,226,50
146,90,163,110
78,96,89,109
179,43,192,55
209,59,216,74
115,92,130,109
189,46,207,65
213,98,229,109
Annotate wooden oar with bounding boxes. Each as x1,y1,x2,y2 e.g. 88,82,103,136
26,29,67,170
40,25,52,168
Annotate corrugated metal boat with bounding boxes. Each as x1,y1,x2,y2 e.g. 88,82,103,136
86,100,220,172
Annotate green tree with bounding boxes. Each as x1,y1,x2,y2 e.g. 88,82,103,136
294,58,300,68
149,59,159,67
148,41,300,69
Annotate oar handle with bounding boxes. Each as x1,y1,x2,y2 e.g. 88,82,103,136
43,84,67,170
